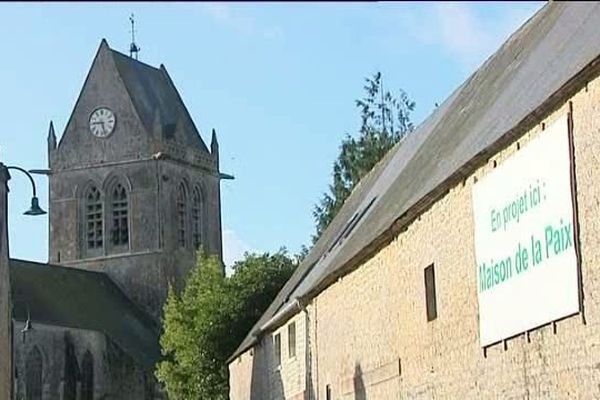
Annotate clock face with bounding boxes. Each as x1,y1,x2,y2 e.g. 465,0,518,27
89,107,116,137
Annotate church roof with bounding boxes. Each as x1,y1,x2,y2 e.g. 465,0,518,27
10,259,161,370
107,44,210,152
230,1,600,361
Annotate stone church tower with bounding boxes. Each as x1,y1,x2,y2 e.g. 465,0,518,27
47,39,223,320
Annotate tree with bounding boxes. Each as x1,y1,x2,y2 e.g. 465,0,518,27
155,252,230,399
312,72,415,242
227,251,298,349
156,250,297,399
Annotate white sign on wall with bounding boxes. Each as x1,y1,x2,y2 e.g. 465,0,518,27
472,114,580,347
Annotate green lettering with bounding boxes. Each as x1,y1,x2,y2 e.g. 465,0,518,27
545,225,553,258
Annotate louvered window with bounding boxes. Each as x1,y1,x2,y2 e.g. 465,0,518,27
86,186,103,250
111,183,129,246
192,187,202,249
177,183,187,247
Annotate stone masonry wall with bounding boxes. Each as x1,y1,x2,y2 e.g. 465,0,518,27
12,322,158,400
230,63,600,400
230,312,308,400
312,70,600,399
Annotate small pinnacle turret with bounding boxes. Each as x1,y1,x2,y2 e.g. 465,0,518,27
211,128,219,166
47,121,57,151
47,120,57,168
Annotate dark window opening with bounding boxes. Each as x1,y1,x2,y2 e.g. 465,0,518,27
85,186,103,250
288,322,296,358
63,339,79,400
326,384,332,400
274,333,281,366
111,183,129,246
425,264,437,321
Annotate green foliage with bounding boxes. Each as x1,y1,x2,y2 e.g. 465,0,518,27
155,252,230,399
156,250,297,399
313,72,415,242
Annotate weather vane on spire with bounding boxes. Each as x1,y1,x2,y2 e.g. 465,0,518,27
129,13,140,60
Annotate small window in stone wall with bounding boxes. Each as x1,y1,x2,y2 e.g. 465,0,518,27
110,183,129,247
424,264,437,321
85,186,103,250
274,333,281,367
326,384,332,400
288,321,296,358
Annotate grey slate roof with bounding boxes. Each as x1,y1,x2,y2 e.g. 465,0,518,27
108,43,209,153
10,259,161,370
230,1,600,361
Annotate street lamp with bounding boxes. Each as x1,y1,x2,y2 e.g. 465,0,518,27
0,163,45,400
5,166,46,216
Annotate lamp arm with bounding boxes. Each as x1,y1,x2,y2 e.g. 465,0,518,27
6,166,38,197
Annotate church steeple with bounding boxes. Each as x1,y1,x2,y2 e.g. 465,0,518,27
47,39,224,321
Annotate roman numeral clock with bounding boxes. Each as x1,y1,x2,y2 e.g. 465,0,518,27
89,107,116,137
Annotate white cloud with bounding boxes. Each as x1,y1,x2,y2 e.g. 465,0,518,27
434,3,491,69
398,2,542,72
222,228,254,276
198,3,283,41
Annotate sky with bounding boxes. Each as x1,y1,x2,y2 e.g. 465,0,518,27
0,2,543,268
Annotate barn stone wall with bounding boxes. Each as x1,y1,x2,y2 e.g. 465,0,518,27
230,54,600,400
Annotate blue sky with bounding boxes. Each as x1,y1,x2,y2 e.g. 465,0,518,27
0,2,542,267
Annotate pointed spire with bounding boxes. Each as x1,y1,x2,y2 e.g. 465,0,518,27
99,38,110,51
129,14,140,60
47,121,57,152
211,128,219,165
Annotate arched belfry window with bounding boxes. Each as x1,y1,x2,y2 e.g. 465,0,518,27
192,186,203,250
81,351,94,400
85,186,103,250
25,346,43,400
176,183,187,248
110,182,129,247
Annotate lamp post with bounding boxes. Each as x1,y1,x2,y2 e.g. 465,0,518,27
0,163,46,400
